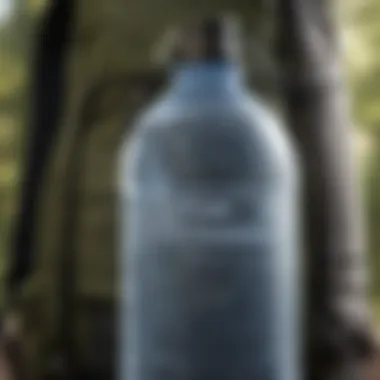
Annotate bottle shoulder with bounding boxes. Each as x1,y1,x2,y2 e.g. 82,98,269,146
121,92,300,188
139,93,296,155
241,96,300,172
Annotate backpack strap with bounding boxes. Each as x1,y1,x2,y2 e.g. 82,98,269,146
7,0,74,308
3,2,74,379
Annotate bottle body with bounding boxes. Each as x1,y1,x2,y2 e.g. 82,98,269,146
119,63,300,380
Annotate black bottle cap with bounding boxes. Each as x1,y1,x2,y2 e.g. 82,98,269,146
169,14,242,63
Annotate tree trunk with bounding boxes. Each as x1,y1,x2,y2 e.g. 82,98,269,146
277,0,375,379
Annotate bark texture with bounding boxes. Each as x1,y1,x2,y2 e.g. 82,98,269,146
277,0,376,379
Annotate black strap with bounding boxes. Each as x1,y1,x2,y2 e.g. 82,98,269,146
8,0,74,296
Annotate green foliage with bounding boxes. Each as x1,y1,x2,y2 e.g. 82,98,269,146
342,0,380,130
342,0,380,311
365,136,380,297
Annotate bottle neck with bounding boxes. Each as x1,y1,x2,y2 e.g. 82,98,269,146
169,60,244,97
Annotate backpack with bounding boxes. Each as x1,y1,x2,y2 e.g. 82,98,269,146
6,1,278,379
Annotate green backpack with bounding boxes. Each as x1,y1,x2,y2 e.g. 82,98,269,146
7,1,278,379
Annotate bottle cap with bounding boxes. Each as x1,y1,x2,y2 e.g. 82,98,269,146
154,13,242,64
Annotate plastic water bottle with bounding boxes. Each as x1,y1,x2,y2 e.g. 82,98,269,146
119,14,301,380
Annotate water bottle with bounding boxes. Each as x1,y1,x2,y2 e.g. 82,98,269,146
119,14,301,380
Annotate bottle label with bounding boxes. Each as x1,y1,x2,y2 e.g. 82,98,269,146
126,184,288,380
136,184,269,243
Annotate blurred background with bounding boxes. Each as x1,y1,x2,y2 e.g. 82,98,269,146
0,0,379,379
